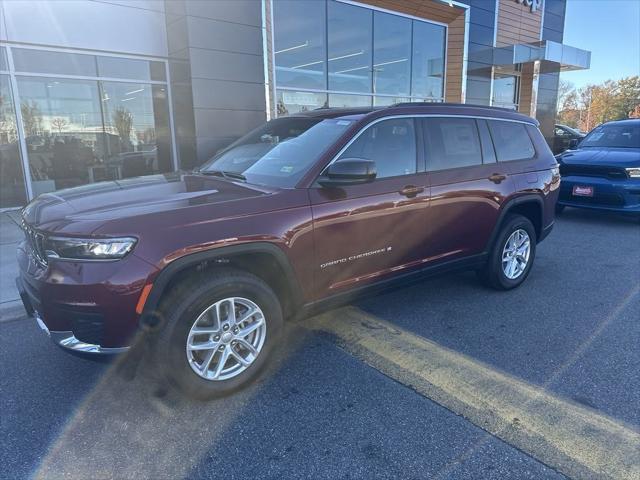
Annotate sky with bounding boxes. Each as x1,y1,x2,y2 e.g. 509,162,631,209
560,0,640,89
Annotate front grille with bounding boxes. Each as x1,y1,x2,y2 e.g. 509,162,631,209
560,190,625,207
21,219,48,265
560,164,628,180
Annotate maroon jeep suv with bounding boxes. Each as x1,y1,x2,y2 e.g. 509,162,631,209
16,103,559,398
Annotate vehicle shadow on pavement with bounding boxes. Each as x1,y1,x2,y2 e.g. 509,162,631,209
558,207,640,227
32,324,312,480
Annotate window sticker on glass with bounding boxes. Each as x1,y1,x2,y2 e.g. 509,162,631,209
280,166,294,173
336,120,353,126
441,123,478,155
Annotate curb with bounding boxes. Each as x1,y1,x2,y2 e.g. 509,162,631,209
0,300,27,323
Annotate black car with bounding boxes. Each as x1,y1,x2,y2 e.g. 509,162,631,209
552,124,585,155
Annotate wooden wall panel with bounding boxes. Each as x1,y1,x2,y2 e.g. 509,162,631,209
496,0,542,47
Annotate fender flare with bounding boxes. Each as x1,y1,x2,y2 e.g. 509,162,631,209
485,194,544,253
139,242,304,329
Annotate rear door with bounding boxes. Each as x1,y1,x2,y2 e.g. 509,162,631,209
422,117,513,262
310,117,430,298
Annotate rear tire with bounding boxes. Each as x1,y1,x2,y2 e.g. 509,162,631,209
478,214,536,290
155,268,283,400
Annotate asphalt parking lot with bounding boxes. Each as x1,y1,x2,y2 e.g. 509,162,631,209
1,208,638,480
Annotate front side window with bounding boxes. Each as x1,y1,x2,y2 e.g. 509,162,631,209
488,120,535,162
424,118,482,170
339,118,416,179
580,123,640,148
200,117,355,188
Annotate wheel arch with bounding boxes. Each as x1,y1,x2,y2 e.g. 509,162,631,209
486,195,544,252
139,243,304,330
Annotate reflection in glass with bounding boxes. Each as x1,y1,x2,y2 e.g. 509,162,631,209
373,96,410,106
101,82,172,177
97,56,166,82
492,74,519,109
273,0,327,90
0,48,8,71
411,21,446,100
0,75,28,208
12,48,97,76
373,12,411,96
328,93,371,108
328,1,372,93
276,90,327,115
16,76,173,195
16,77,103,194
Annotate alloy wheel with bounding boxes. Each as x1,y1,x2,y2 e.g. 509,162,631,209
186,297,267,381
501,229,531,280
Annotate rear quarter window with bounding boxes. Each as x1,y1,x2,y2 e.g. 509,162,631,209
488,120,536,162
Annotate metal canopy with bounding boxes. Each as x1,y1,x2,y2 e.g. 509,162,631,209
492,40,591,71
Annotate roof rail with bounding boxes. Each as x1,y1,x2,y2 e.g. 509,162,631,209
390,102,518,113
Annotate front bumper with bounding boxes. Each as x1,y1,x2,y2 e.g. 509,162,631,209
16,241,158,352
558,175,640,214
17,277,129,354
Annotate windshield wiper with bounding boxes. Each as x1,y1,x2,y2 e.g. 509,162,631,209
198,170,247,181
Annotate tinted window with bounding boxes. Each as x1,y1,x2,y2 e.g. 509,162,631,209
273,0,327,90
12,48,97,76
340,118,416,178
424,118,482,170
373,12,411,96
97,56,166,81
488,120,535,161
328,1,373,93
411,21,446,100
580,123,640,148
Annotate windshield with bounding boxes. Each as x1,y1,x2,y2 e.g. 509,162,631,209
199,117,355,187
580,123,640,148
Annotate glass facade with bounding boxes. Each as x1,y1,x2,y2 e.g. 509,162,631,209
273,0,447,115
0,46,174,207
492,73,520,110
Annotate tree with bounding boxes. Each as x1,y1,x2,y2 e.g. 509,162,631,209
112,107,133,147
20,100,42,136
557,79,574,112
51,117,68,134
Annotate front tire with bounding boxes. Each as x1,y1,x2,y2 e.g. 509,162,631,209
478,215,536,290
155,269,283,399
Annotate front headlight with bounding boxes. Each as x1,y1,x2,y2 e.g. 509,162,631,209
45,237,137,260
625,167,640,178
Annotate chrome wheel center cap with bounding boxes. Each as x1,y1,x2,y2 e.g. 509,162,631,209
221,332,233,343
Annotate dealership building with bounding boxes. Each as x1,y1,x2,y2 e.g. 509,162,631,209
0,0,589,209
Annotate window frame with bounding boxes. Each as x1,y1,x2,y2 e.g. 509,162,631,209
313,114,536,188
0,43,178,205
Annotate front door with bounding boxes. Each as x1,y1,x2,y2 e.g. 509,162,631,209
309,118,430,299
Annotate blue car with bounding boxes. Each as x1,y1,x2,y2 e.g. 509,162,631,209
556,118,640,219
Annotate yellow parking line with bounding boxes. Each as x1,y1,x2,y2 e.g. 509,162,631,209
306,307,640,480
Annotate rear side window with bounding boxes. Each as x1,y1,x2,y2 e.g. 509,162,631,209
423,118,483,170
341,118,416,179
488,120,536,162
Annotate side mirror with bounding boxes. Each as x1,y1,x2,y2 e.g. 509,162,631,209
569,138,580,149
318,158,377,187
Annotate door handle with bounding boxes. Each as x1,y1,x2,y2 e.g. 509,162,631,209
399,185,425,198
488,173,507,184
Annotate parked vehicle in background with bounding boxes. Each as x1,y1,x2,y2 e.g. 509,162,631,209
552,124,585,155
556,118,640,218
16,103,560,399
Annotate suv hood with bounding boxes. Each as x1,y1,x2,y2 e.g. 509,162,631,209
558,147,640,167
22,172,277,234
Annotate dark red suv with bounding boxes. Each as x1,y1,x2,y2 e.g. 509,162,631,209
16,103,559,398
